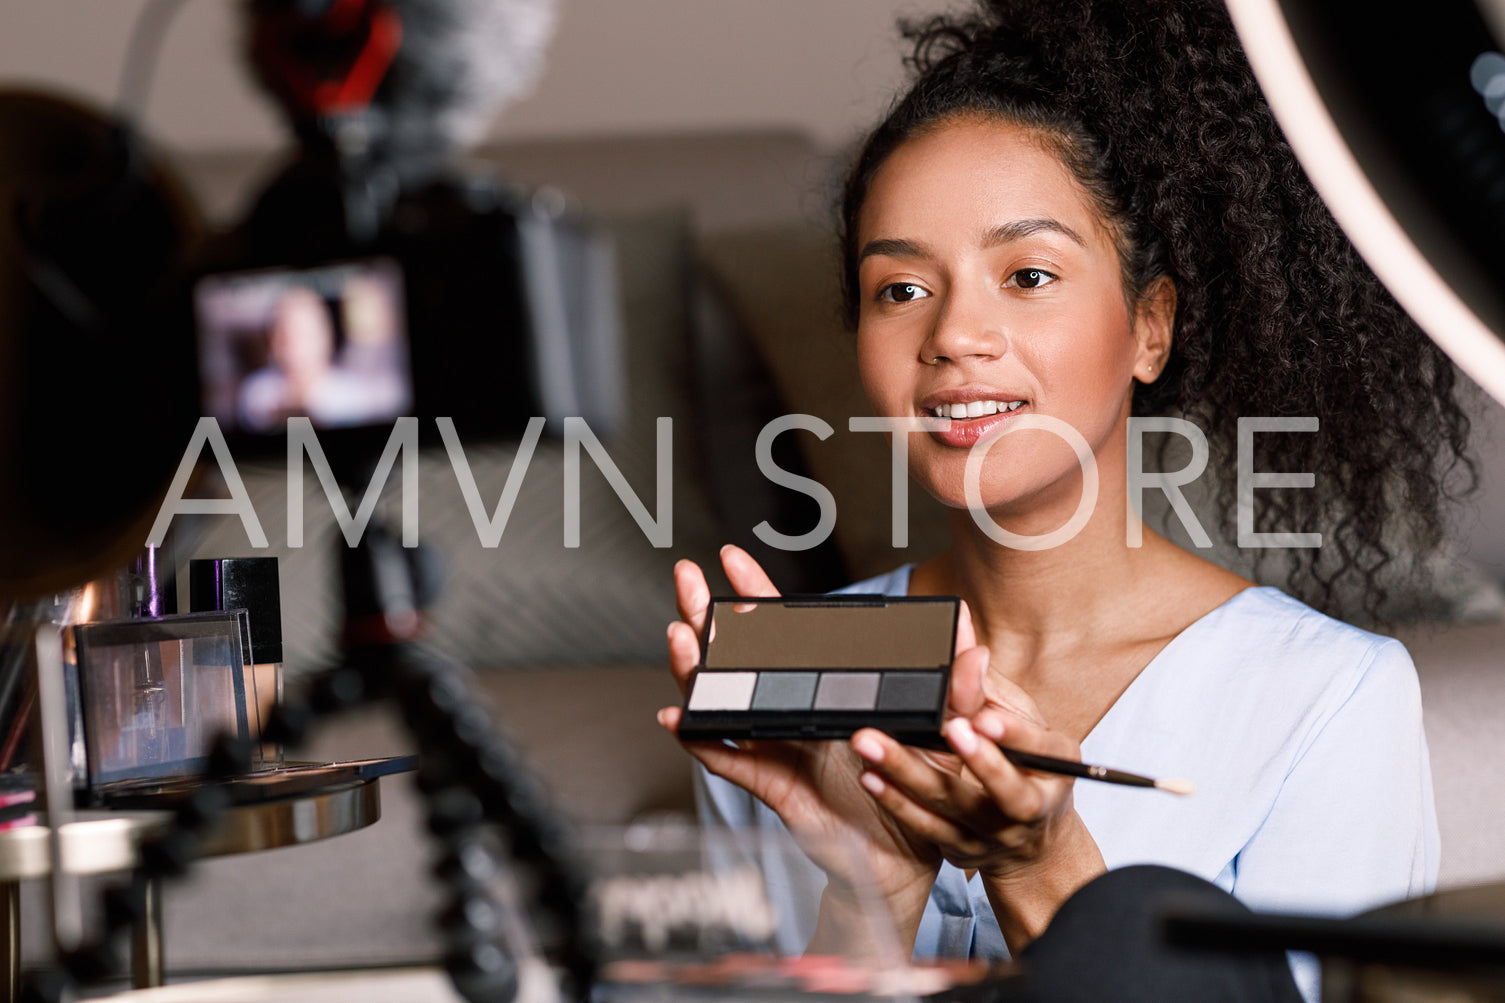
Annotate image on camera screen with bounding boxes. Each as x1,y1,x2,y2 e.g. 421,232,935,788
194,258,413,434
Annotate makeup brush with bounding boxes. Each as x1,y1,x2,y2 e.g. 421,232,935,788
1000,747,1195,796
911,731,1195,794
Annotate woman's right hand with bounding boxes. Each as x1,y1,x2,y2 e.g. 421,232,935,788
656,546,982,939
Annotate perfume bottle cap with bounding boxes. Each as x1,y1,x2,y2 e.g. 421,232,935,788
189,557,283,664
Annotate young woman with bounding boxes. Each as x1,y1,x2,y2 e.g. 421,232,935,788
658,1,1468,998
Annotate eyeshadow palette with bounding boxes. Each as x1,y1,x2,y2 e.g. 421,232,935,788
677,595,960,746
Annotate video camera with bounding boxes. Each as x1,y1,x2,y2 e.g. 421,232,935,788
0,0,621,595
187,158,623,466
193,0,622,462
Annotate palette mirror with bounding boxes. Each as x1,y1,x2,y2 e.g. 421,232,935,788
677,595,960,747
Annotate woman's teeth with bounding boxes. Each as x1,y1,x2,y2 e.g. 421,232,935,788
928,400,1025,418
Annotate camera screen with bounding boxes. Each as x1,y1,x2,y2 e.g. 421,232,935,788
194,258,413,433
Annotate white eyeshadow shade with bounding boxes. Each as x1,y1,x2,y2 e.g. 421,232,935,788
813,672,881,710
687,672,759,711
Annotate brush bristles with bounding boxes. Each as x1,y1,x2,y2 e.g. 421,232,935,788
1154,778,1196,796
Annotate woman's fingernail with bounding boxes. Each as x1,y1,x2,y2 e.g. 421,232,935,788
860,771,885,795
852,734,885,763
946,717,979,755
656,708,669,728
975,714,1005,740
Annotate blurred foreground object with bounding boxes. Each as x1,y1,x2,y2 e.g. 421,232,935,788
0,92,201,600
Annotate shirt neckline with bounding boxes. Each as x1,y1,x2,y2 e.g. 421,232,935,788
1082,584,1274,748
887,564,1273,746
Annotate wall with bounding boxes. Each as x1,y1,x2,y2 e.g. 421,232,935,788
0,0,959,152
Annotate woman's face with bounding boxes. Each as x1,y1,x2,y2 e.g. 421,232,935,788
855,116,1168,522
270,288,335,383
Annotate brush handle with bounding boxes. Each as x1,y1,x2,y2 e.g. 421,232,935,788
1000,747,1158,789
908,733,1164,790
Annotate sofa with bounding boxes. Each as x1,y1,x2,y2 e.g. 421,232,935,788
28,129,1505,977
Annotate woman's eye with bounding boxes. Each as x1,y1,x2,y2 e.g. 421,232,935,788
1009,268,1058,289
878,282,930,303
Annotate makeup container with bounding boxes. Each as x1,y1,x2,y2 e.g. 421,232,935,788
71,611,251,798
675,596,959,747
189,557,284,770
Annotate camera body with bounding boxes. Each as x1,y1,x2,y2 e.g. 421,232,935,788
191,151,622,462
0,0,611,595
189,0,616,461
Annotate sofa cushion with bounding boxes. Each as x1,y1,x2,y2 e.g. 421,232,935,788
1397,618,1505,889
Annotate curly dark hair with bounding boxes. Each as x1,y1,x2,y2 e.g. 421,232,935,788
837,0,1475,622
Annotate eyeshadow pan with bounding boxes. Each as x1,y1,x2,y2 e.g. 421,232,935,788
877,671,944,712
688,672,758,711
813,672,881,710
751,672,818,710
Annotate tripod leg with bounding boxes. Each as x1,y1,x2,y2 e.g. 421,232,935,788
1,879,19,1003
129,876,163,989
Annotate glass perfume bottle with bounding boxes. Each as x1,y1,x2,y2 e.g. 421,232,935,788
189,557,284,770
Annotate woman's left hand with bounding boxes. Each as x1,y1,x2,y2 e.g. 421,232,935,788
849,682,1106,949
850,707,1078,876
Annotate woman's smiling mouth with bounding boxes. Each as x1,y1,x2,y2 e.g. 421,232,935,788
921,395,1032,448
924,399,1026,418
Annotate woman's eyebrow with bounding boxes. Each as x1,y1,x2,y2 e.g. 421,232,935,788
858,237,933,263
859,219,1086,264
983,217,1086,248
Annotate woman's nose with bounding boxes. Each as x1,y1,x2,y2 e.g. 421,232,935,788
920,286,1007,365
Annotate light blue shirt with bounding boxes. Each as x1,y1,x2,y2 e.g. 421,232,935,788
697,565,1439,1002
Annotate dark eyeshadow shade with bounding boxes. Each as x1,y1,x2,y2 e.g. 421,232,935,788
813,672,881,710
877,671,944,712
751,672,819,710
